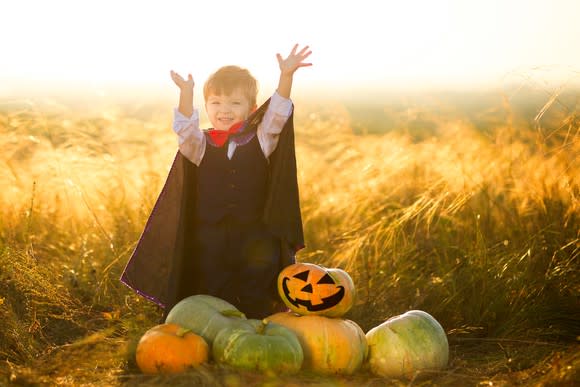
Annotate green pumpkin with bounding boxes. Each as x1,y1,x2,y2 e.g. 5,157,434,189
165,294,251,345
366,310,449,379
212,319,304,374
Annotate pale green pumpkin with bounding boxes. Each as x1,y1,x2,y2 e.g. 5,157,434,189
366,310,449,379
212,319,304,374
165,294,251,345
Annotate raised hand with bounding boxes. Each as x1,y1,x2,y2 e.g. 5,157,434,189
170,70,194,91
276,44,313,76
171,70,195,117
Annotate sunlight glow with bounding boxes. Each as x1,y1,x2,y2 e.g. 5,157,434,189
1,0,579,96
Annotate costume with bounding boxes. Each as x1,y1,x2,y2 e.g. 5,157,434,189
120,98,304,317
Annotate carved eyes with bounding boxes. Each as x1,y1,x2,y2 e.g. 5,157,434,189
293,270,336,293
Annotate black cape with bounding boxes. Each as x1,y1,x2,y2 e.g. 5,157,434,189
120,99,304,309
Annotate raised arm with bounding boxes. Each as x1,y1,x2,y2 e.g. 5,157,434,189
276,44,312,99
170,70,195,118
170,70,205,165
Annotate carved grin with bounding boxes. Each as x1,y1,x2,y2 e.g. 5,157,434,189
282,277,345,311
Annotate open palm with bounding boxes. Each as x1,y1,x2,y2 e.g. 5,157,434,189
277,44,312,76
170,70,194,90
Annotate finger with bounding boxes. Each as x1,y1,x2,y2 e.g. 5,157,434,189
298,63,313,68
276,53,283,64
290,43,298,55
297,45,310,55
188,74,193,81
300,50,313,60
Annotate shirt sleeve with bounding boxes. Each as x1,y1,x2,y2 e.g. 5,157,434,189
257,91,293,158
172,108,206,166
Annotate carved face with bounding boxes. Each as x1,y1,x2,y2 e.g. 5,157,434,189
277,263,355,317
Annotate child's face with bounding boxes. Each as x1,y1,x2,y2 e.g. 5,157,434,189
205,88,255,131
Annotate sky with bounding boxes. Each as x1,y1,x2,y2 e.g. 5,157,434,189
1,0,579,98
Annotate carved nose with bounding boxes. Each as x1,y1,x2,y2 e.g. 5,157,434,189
301,284,313,293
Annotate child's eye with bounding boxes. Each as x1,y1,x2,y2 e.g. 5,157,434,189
232,101,241,105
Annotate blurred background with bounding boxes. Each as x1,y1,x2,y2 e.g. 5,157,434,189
1,0,579,100
1,0,578,385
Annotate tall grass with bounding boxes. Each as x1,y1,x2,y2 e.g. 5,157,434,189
296,98,578,338
0,87,578,384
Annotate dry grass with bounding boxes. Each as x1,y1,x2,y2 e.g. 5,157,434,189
0,83,578,386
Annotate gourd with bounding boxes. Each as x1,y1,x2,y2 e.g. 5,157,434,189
212,319,303,374
277,262,355,317
366,310,449,379
135,323,209,374
165,294,251,345
267,312,367,374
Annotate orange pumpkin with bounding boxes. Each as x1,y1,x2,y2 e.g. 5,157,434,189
267,312,367,375
135,323,209,374
277,262,355,317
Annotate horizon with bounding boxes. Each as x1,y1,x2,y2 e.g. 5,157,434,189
1,0,579,101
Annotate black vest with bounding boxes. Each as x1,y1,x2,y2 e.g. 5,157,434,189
196,134,268,223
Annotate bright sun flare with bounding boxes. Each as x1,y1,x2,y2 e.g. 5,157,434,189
1,0,579,95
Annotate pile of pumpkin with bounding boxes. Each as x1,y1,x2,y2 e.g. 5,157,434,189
135,262,449,379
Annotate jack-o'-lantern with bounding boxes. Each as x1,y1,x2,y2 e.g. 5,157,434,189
277,262,355,317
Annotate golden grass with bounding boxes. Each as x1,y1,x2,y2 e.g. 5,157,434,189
0,86,578,385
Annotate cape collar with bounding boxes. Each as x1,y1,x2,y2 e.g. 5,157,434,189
205,104,266,148
205,121,251,147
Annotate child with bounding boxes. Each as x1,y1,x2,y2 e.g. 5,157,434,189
121,44,311,319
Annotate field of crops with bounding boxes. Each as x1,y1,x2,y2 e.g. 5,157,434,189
0,83,578,386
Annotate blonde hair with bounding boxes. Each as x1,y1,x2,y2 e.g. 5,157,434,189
203,65,258,107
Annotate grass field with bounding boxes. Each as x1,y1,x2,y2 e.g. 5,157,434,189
0,82,578,386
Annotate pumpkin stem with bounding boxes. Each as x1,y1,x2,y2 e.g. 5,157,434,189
220,310,247,319
175,327,191,337
256,319,269,334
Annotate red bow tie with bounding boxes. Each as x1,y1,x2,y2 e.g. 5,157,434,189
207,121,245,147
